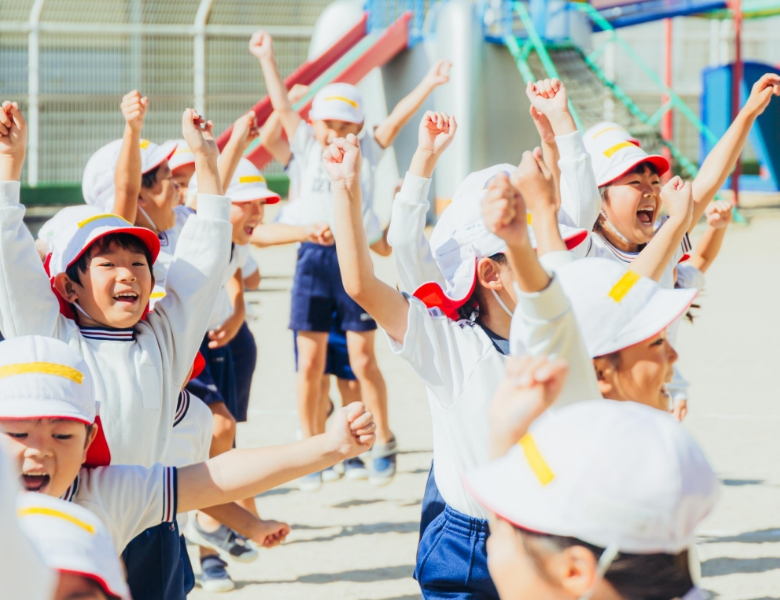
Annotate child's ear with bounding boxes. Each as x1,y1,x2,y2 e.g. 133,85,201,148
81,424,98,462
476,258,502,290
53,273,79,303
592,357,614,397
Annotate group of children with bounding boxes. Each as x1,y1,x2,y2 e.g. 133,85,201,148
0,24,778,599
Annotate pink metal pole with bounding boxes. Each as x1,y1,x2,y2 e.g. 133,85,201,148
662,18,674,180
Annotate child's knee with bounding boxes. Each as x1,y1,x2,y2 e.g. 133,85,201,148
348,349,378,378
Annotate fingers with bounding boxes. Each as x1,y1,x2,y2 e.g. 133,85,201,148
345,401,367,422
6,102,25,129
350,411,375,433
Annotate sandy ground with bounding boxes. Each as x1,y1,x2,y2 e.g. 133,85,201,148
188,213,780,600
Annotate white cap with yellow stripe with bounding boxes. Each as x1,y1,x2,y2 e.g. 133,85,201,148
584,129,669,187
167,139,195,172
225,158,281,204
0,336,97,424
17,493,131,600
310,83,365,124
465,399,719,554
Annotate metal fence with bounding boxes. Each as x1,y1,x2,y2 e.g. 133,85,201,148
0,0,333,186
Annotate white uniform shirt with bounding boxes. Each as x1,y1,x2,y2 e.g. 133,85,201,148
154,204,195,288
60,463,177,554
0,181,232,467
209,243,252,330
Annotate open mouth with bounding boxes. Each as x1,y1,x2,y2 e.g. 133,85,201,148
636,206,655,226
660,385,670,399
113,291,139,304
21,472,51,492
244,226,255,236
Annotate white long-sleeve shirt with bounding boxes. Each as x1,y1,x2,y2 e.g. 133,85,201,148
0,181,232,467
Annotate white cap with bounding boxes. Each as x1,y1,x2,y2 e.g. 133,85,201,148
583,121,640,147
82,138,177,212
465,399,720,554
167,139,194,172
585,129,669,187
48,212,160,279
0,336,97,424
415,164,587,320
17,493,131,600
549,258,697,357
36,205,102,247
224,158,280,204
309,83,365,124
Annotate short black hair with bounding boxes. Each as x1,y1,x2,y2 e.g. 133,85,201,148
65,232,154,286
141,165,160,189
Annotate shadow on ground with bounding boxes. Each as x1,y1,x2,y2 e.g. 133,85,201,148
702,556,780,576
701,528,780,544
286,521,420,544
261,564,415,585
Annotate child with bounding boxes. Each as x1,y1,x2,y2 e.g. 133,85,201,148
465,357,719,599
167,139,196,204
251,29,451,487
322,128,587,598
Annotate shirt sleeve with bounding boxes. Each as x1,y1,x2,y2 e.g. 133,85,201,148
78,464,177,554
243,254,259,278
387,172,444,293
0,181,64,339
675,263,704,290
145,193,232,391
364,129,387,167
510,275,602,407
290,122,315,159
556,131,601,231
364,209,384,246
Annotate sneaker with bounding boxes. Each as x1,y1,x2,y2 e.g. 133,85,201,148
344,457,369,480
199,556,235,593
369,438,398,487
322,465,342,482
186,519,258,564
298,471,323,492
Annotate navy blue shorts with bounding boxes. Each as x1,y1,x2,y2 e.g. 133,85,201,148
228,321,257,423
414,465,499,599
293,319,356,381
289,243,377,333
186,335,237,418
122,522,194,600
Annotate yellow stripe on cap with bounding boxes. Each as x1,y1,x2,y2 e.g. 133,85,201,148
527,213,532,225
150,291,166,299
608,270,641,303
519,434,554,486
0,362,83,384
324,96,358,109
238,175,266,184
592,126,623,139
603,141,634,158
18,507,95,534
139,139,151,150
174,148,192,155
77,213,132,229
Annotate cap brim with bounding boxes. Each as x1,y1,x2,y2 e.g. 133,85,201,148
0,399,94,424
143,141,177,175
59,570,130,600
598,287,698,356
412,258,478,320
229,187,281,205
600,154,670,187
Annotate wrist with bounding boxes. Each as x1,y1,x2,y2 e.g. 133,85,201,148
124,123,142,137
0,155,23,181
409,149,437,179
546,111,576,136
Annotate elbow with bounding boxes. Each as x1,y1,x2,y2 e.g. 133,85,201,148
343,278,367,303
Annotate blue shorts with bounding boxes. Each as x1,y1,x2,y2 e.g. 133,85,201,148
414,465,499,600
289,243,377,333
293,320,356,381
122,522,194,600
228,321,257,423
186,335,237,418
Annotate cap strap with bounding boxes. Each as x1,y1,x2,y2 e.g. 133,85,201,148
17,507,96,534
518,434,555,486
0,362,83,384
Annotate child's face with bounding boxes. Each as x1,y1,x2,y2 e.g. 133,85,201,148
1,418,95,498
62,242,153,329
54,572,110,600
312,119,363,147
595,330,678,411
139,161,179,231
172,164,196,205
230,200,265,245
601,164,662,245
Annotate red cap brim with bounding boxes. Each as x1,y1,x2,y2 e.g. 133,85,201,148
604,155,671,186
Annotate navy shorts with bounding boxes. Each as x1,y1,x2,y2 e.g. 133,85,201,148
122,522,194,600
186,335,237,418
289,243,377,333
293,318,357,381
228,321,257,423
414,465,499,600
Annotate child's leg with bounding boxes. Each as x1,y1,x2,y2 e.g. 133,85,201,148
228,321,257,424
345,330,393,445
296,331,330,438
337,377,361,405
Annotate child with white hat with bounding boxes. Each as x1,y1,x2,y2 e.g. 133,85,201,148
250,29,452,489
465,356,719,599
167,139,196,204
322,129,590,598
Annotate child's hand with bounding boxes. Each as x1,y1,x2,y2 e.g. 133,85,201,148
705,199,733,230
322,134,361,187
248,30,274,61
288,84,309,104
417,111,457,158
510,150,556,217
0,102,26,180
672,397,688,422
120,90,148,133
530,106,556,145
327,402,376,458
229,110,260,151
422,60,452,90
526,78,568,117
660,176,693,225
249,519,291,548
305,222,334,246
743,73,780,117
489,355,568,458
482,171,528,245
182,108,218,162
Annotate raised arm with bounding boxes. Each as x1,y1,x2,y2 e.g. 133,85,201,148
113,90,148,223
249,30,302,141
178,403,375,512
690,73,780,232
218,111,260,191
388,111,456,291
325,135,410,342
250,221,332,248
259,85,309,166
687,199,732,274
0,102,62,338
529,108,561,208
373,60,451,149
630,176,693,282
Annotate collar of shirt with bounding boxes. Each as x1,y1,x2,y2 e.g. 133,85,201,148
477,322,510,356
78,326,136,342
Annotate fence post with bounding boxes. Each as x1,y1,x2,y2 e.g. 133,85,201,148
194,0,214,114
27,0,45,187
